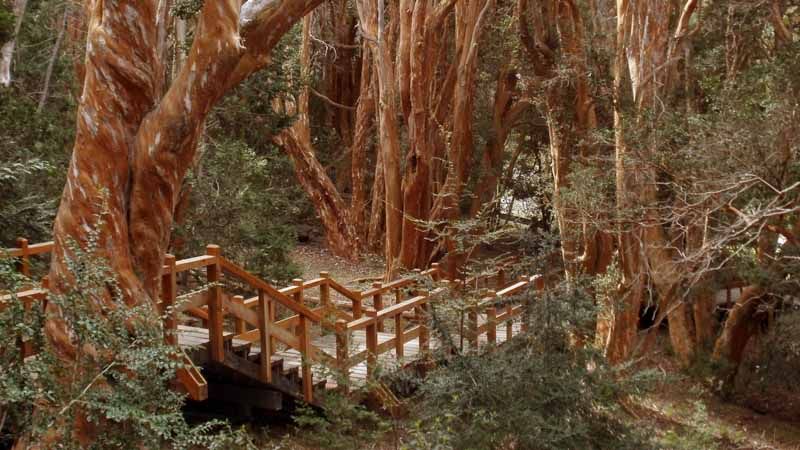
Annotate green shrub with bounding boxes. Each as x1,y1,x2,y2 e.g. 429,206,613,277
291,390,390,450
408,280,660,450
0,4,14,43
0,232,254,448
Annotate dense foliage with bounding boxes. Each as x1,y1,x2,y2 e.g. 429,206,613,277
406,280,658,450
0,234,253,448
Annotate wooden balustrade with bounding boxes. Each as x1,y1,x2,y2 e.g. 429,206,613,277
2,238,544,405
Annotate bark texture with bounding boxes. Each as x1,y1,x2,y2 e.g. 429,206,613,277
47,0,324,397
275,16,361,260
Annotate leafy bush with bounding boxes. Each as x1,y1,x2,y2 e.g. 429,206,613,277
733,309,800,421
0,234,253,448
291,389,390,450
0,3,14,43
176,139,301,283
408,280,660,450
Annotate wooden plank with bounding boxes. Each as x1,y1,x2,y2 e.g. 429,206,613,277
4,241,54,258
347,292,435,331
361,277,415,298
162,254,178,346
302,278,326,290
319,273,330,307
496,280,529,297
270,323,301,350
298,316,313,403
174,291,209,313
326,277,361,302
184,306,209,321
395,314,404,358
335,320,349,389
0,288,47,306
206,245,224,363
27,241,54,255
372,282,384,332
177,354,208,401
366,320,378,379
223,295,259,328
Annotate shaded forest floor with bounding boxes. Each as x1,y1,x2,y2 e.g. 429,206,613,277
290,242,385,285
629,339,800,450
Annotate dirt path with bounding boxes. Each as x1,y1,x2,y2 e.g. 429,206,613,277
289,243,385,287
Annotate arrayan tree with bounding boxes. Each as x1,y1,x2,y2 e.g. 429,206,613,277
46,0,322,434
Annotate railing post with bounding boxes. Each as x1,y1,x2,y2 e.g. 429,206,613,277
372,282,384,332
352,292,363,319
417,291,430,355
293,278,304,304
487,306,497,345
298,315,313,403
502,288,513,341
206,245,224,363
319,272,331,308
335,319,349,392
365,310,378,379
15,238,30,277
394,312,404,360
496,268,506,289
468,307,478,349
258,290,273,384
523,275,545,333
293,278,304,336
430,262,441,281
233,295,246,335
162,254,178,346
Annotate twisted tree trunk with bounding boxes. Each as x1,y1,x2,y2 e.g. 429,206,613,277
45,0,322,443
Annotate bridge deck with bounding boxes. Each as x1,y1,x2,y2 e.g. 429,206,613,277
177,319,523,389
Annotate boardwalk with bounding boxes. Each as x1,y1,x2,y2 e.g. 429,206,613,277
4,239,540,408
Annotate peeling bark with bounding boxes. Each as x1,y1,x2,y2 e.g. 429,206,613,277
350,43,376,237
274,16,361,260
46,1,323,441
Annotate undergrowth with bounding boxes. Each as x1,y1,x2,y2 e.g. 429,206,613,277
0,229,254,449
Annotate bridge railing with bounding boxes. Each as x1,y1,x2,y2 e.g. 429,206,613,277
2,238,537,404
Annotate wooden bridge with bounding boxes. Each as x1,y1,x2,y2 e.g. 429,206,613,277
2,238,545,413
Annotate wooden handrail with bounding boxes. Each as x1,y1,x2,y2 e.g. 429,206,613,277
218,256,322,322
325,277,361,302
2,240,54,258
361,277,416,298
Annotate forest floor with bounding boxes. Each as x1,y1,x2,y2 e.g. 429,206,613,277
290,242,385,285
629,337,800,450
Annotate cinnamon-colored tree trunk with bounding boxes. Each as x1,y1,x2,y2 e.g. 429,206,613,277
518,0,613,281
275,16,362,260
46,0,322,441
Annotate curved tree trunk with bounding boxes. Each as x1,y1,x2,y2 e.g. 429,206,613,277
45,0,323,443
712,286,764,385
469,66,527,217
275,16,361,260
